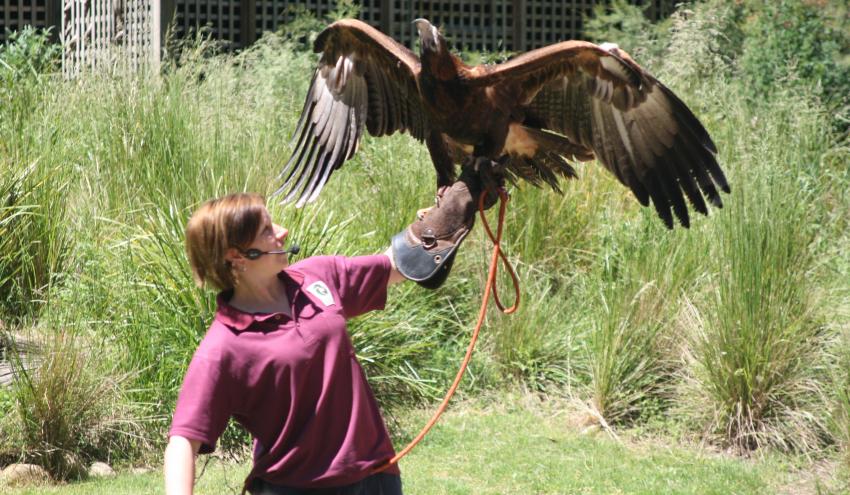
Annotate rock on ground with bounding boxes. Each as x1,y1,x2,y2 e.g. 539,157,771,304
1,463,51,486
88,461,116,478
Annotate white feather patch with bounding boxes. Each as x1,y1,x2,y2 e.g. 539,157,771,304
612,109,637,166
599,55,631,83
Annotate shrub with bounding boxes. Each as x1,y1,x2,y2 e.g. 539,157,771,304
1,329,140,479
655,0,743,87
739,0,850,110
584,0,666,66
0,26,61,84
278,0,360,51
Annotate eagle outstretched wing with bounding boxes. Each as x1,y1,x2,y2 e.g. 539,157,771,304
276,19,429,206
468,41,729,228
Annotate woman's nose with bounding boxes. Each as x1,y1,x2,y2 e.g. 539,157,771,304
273,224,288,242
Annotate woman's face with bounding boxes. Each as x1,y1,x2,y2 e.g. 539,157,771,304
243,209,290,271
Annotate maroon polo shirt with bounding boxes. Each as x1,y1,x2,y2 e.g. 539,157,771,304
169,255,400,489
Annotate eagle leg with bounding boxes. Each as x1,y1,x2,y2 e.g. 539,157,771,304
459,156,505,209
426,131,457,194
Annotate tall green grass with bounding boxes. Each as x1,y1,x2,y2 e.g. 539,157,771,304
1,31,71,322
581,220,700,425
0,128,72,323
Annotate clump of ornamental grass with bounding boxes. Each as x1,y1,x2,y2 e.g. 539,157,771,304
0,33,72,324
581,253,668,425
677,92,833,453
1,328,141,480
583,284,666,426
577,190,715,427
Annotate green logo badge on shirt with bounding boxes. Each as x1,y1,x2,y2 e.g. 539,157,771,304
307,281,335,306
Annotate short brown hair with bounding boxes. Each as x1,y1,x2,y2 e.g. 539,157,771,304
185,193,267,291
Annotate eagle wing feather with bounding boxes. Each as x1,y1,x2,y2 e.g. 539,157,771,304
467,42,729,228
276,19,429,206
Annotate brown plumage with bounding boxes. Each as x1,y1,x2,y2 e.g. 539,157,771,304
276,18,729,228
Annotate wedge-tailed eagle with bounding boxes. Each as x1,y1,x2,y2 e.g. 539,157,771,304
276,18,729,228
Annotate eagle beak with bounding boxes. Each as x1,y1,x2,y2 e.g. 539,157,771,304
412,18,440,53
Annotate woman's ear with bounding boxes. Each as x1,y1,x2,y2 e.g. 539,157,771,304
224,247,244,264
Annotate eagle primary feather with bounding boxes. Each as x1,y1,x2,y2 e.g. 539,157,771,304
276,18,729,228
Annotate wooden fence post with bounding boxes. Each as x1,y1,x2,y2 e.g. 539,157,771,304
513,0,525,52
240,0,255,46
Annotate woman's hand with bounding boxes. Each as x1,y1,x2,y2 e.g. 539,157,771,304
164,436,202,495
384,247,408,286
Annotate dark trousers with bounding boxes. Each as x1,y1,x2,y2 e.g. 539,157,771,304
249,473,403,495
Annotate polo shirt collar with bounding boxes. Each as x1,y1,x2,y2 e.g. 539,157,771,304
214,267,306,332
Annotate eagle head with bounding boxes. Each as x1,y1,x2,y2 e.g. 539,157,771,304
413,18,446,56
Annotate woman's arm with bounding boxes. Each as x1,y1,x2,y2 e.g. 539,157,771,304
164,435,202,495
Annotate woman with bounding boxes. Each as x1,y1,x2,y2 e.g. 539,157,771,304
164,193,409,495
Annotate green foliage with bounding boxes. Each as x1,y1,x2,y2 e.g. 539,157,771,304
581,217,699,425
584,0,667,65
484,268,577,392
679,84,834,453
0,385,13,418
0,30,70,324
278,0,361,51
655,0,744,85
739,0,850,109
0,26,60,84
0,0,848,472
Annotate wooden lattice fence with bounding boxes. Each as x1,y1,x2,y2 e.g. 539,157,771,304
0,0,59,43
167,0,676,52
2,1,677,77
61,0,161,77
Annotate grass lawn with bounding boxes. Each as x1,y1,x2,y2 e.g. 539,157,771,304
5,396,816,495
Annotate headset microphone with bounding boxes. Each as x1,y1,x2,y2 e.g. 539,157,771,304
242,243,301,260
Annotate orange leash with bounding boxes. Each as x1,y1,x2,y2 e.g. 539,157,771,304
372,188,520,474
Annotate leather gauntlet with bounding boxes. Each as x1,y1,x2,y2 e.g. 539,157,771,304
392,168,496,289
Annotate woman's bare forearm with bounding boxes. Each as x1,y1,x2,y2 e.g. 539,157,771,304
164,436,201,495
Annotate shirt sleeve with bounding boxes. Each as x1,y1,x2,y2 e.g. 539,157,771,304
333,254,391,319
168,348,233,454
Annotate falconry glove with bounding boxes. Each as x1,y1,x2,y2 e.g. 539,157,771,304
392,166,501,289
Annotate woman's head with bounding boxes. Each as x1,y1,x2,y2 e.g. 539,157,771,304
185,193,270,290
